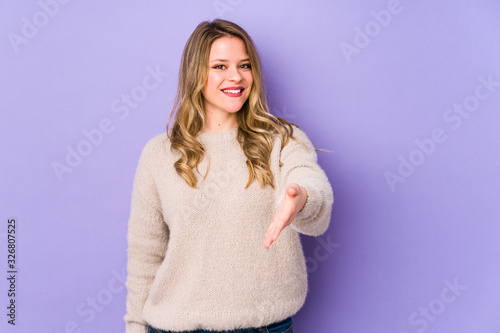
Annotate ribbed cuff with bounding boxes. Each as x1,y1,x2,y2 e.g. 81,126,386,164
125,322,148,333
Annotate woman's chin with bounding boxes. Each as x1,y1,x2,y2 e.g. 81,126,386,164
224,106,243,113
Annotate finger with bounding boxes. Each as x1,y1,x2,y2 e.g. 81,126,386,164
269,219,282,241
264,216,287,249
271,220,283,241
263,237,271,249
265,185,298,249
263,221,276,249
263,233,273,249
264,221,276,241
264,219,282,249
286,184,299,198
264,228,280,249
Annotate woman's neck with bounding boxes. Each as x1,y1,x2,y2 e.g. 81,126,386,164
201,122,239,133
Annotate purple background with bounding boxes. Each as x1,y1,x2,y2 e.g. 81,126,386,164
1,1,500,332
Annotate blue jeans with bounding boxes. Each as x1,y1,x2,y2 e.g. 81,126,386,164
148,316,293,333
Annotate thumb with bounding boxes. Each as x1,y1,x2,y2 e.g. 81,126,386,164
286,184,300,198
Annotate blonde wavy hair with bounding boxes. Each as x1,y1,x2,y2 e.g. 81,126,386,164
166,19,319,189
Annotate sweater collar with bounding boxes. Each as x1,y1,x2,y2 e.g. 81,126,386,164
196,127,239,144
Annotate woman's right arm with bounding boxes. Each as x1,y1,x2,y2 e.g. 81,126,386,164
124,140,169,333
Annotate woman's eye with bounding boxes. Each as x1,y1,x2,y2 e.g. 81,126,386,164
240,63,251,69
212,65,225,69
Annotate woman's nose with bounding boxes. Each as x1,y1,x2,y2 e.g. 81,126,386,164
227,66,242,82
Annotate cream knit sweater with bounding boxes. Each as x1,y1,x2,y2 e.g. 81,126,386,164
124,125,334,333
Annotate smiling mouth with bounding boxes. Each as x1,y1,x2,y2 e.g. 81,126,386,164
221,89,243,93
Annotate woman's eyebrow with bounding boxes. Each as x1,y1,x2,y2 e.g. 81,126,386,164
209,58,227,63
209,58,250,63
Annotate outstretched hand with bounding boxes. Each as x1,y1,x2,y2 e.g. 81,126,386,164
263,184,308,249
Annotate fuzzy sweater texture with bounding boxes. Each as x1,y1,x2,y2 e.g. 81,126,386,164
124,125,334,333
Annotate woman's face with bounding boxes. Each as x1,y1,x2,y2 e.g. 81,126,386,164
202,36,253,119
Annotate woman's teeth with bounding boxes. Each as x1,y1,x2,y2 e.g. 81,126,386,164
222,89,242,93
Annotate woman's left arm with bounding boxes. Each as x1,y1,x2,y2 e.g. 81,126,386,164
264,125,334,249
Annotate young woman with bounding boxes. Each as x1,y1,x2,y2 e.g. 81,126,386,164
124,19,334,333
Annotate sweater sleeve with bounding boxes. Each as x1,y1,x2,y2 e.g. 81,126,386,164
275,125,334,236
124,139,169,333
